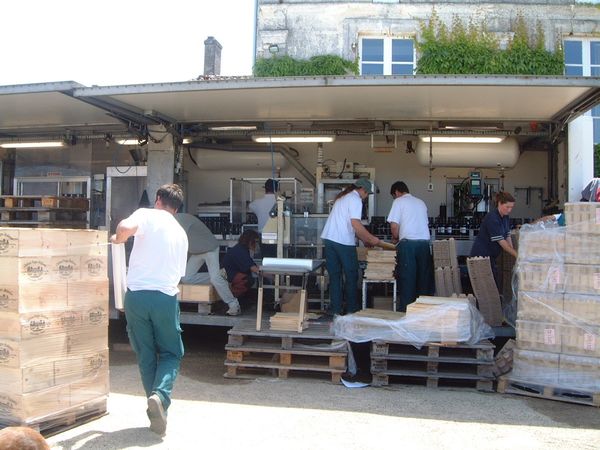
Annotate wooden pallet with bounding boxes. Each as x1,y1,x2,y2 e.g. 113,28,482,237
371,340,495,391
225,320,347,383
1,397,107,436
1,196,89,210
497,375,600,407
0,208,87,222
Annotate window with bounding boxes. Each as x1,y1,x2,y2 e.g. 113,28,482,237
360,37,414,75
565,38,600,143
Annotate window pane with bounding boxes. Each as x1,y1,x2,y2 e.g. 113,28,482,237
565,65,583,76
392,64,414,75
592,67,600,76
594,118,600,145
392,39,413,62
592,41,600,65
564,41,582,65
593,104,600,117
362,39,384,62
362,63,384,75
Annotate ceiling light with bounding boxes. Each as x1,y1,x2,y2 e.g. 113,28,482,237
182,138,192,144
116,139,143,145
209,125,257,131
252,135,336,143
0,141,65,149
419,136,505,144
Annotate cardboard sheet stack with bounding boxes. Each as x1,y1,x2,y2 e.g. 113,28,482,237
432,239,462,297
364,248,395,280
0,228,109,428
466,256,504,326
512,204,600,391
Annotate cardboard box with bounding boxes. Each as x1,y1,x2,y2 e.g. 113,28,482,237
516,320,562,353
561,324,600,357
563,294,600,326
517,291,563,323
179,284,219,303
517,263,565,293
559,354,600,389
565,264,600,295
512,349,559,384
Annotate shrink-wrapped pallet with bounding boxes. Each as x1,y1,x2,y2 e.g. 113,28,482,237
0,227,109,429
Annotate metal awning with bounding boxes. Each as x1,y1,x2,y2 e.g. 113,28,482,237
0,76,599,136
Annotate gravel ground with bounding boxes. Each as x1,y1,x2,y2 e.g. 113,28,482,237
45,321,600,450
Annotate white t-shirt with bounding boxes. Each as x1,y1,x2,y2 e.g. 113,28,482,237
249,193,276,231
320,190,362,246
127,208,188,296
387,193,430,240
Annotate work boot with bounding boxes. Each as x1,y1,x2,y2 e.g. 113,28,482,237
226,301,241,316
147,394,167,436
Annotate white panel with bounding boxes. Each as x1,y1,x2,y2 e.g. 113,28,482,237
568,116,594,202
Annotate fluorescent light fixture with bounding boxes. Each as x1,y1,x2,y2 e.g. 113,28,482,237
0,141,65,148
419,136,505,144
252,135,336,143
182,138,192,144
116,139,141,145
209,125,258,131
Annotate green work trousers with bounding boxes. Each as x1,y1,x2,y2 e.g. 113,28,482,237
124,289,184,411
395,239,434,312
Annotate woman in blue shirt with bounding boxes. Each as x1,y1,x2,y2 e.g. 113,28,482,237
470,191,518,288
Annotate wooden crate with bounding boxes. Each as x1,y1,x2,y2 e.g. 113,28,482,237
178,283,219,303
67,280,109,307
0,335,69,368
563,294,600,326
67,230,107,256
79,256,108,280
497,374,600,407
517,262,565,293
516,320,562,353
517,291,564,323
565,264,600,295
370,340,495,391
0,257,54,284
0,282,68,313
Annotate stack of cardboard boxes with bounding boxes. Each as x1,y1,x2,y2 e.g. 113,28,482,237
0,228,109,428
514,204,600,390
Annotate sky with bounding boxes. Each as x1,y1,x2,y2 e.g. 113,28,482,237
0,0,256,87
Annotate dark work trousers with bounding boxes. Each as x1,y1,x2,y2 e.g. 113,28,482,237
324,239,359,315
395,239,434,312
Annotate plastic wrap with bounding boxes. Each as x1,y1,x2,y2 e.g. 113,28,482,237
332,302,494,347
0,227,109,428
511,203,600,391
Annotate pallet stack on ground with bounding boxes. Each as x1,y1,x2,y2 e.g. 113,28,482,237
177,283,220,314
0,196,89,229
499,205,600,407
0,227,109,432
370,339,495,391
432,238,462,297
224,320,347,383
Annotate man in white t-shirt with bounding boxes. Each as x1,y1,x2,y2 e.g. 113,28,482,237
249,178,278,257
110,184,188,436
387,181,434,312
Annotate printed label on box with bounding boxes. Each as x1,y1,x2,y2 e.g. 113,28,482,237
584,333,596,351
549,267,561,287
544,327,556,345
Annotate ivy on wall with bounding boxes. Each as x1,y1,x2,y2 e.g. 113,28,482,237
253,55,358,77
416,10,564,75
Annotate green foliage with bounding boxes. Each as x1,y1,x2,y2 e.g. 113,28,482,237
253,55,358,77
416,10,564,75
595,143,600,178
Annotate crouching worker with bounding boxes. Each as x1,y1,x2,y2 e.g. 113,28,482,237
223,230,260,305
175,213,241,316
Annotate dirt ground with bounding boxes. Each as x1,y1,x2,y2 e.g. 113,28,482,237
44,320,600,450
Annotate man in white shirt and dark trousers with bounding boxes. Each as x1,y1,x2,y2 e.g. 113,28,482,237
387,181,434,312
249,178,278,258
110,184,188,436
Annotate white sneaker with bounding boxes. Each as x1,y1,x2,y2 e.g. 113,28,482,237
147,394,167,436
226,302,241,316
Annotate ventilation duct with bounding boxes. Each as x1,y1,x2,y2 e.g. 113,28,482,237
416,137,520,168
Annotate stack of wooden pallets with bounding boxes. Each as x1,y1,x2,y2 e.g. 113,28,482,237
370,339,495,391
0,196,89,229
432,238,462,297
0,227,109,432
225,321,347,383
499,204,600,407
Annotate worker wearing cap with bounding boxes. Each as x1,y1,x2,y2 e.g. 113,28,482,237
387,181,434,312
321,178,380,315
249,178,278,258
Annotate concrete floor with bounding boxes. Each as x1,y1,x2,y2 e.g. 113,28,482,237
45,320,600,450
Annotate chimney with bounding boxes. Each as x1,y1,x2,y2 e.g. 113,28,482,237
204,36,222,76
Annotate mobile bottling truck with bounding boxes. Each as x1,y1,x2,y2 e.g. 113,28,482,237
0,76,598,326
